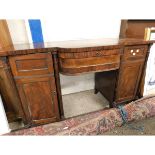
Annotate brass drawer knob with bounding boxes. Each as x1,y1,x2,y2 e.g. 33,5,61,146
130,50,134,53
133,53,136,56
136,49,140,53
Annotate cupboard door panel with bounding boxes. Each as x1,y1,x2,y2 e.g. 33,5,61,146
17,77,59,124
23,79,56,120
9,53,60,125
116,61,144,103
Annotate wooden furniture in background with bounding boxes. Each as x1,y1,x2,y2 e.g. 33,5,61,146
120,20,155,39
0,20,13,48
144,27,155,41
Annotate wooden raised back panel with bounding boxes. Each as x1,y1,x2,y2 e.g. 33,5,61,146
0,20,13,48
120,20,155,39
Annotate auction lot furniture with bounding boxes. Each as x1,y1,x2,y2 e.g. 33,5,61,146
0,38,153,126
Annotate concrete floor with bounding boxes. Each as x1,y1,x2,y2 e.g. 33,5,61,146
62,90,109,118
9,121,24,130
9,90,109,130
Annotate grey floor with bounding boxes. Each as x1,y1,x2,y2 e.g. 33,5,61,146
9,89,109,130
63,89,109,118
9,121,24,130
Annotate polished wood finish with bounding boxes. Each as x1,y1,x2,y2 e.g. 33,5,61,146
0,38,153,57
95,44,149,106
122,45,148,61
95,70,118,107
9,53,55,77
119,20,155,96
115,60,145,103
0,57,23,122
9,53,60,125
0,38,153,126
115,44,148,103
120,20,155,39
59,49,121,58
0,20,17,122
52,53,64,117
58,49,121,75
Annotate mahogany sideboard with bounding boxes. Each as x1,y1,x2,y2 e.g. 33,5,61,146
0,38,153,126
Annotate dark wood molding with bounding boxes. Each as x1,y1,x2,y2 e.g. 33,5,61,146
0,38,153,126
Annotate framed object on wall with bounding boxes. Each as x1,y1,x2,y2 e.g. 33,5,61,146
144,27,155,96
144,27,155,41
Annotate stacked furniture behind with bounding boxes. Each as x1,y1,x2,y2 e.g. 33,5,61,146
119,20,155,39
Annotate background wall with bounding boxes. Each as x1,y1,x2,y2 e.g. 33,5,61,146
6,19,121,95
0,95,10,134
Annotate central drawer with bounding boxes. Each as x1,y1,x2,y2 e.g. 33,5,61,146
58,49,121,75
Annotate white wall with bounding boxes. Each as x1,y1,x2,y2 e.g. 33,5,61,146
144,44,155,96
60,73,94,95
41,19,121,41
0,95,10,135
7,20,29,44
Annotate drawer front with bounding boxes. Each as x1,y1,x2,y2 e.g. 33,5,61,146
123,45,148,61
9,53,54,77
59,49,121,59
59,49,121,75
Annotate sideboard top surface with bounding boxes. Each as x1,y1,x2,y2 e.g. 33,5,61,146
0,38,154,56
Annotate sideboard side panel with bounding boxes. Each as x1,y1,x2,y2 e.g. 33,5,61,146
0,57,23,122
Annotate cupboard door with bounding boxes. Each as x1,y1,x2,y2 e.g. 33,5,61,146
115,60,144,103
9,53,60,125
17,76,60,125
